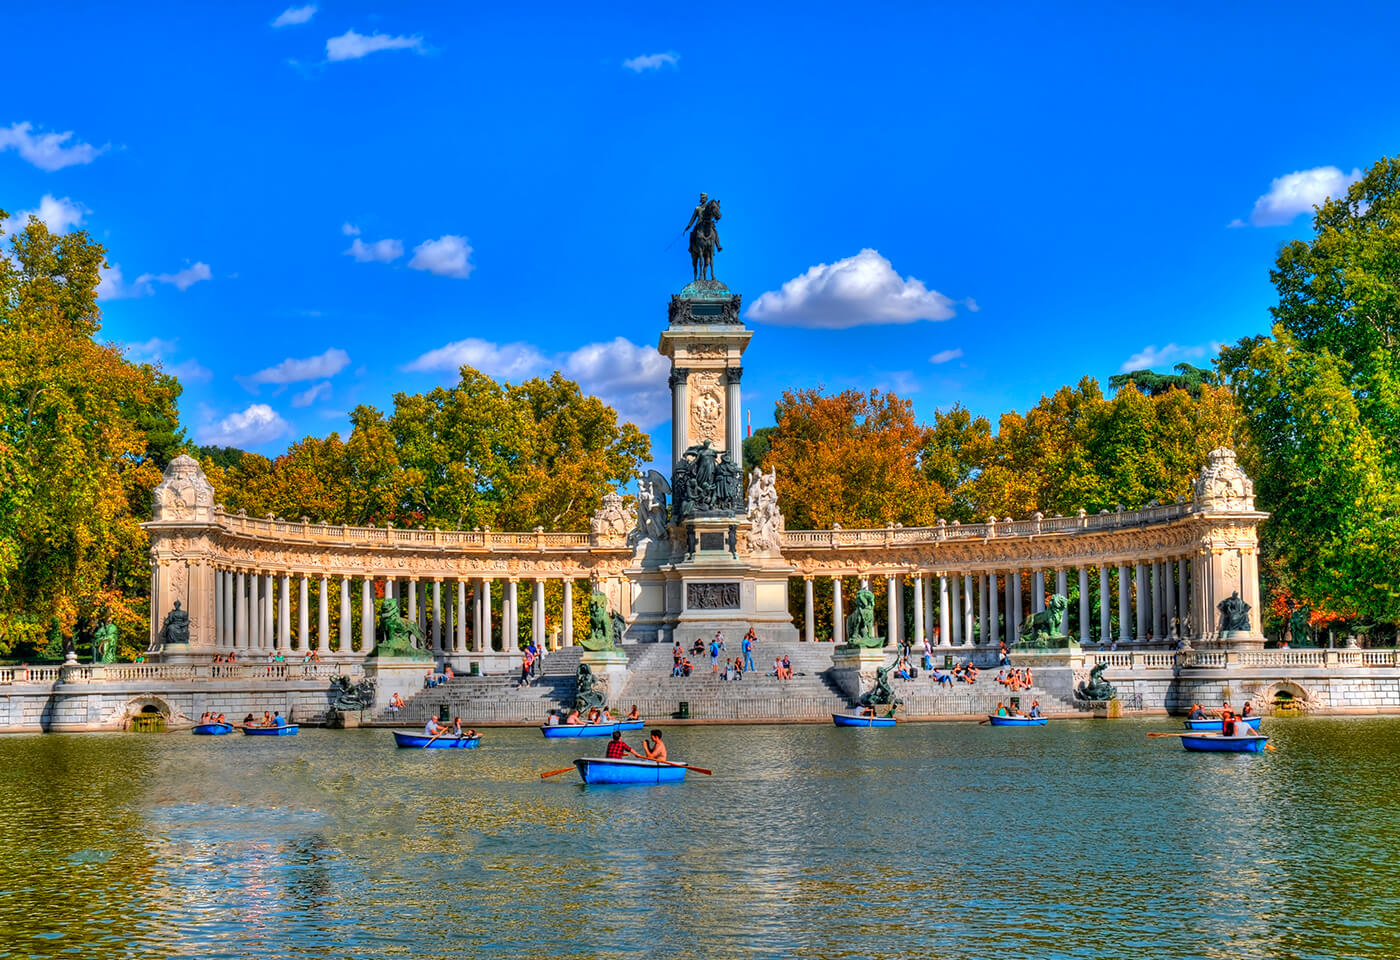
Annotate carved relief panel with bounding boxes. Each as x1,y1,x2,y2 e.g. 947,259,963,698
688,370,725,446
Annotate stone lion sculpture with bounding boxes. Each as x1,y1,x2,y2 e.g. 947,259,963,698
1018,594,1069,648
844,588,883,648
378,597,429,658
578,590,617,652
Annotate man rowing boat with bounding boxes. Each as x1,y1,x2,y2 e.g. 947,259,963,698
605,730,641,759
644,730,667,762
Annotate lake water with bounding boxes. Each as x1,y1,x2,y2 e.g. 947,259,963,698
2,717,1398,959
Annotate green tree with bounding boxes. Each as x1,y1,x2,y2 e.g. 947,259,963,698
0,212,181,657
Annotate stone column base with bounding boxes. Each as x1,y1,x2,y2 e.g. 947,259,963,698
829,646,890,700
580,649,631,707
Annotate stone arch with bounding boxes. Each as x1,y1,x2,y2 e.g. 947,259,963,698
1258,679,1316,714
122,695,177,728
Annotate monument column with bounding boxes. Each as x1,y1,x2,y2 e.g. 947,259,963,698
1177,559,1190,638
214,570,224,648
298,576,309,651
318,577,330,654
265,573,276,650
562,578,574,648
805,577,816,643
224,571,235,649
1117,564,1131,644
988,572,1000,646
432,580,443,655
481,579,493,652
670,367,690,465
962,574,974,645
1078,567,1089,644
407,579,418,624
1032,569,1045,613
361,579,375,655
339,578,351,654
832,577,844,645
938,575,950,647
235,572,247,650
1056,568,1068,604
505,579,518,651
246,573,258,650
1011,570,1023,638
1098,565,1110,644
457,580,468,652
911,575,924,648
979,574,990,646
533,579,545,649
1165,562,1177,639
725,367,743,455
1134,562,1148,642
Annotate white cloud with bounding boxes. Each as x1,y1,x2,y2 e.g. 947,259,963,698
291,381,332,407
0,122,105,171
125,337,180,363
326,29,424,61
341,222,361,236
3,194,88,235
272,4,316,27
240,347,351,390
404,335,670,429
345,236,403,263
623,52,680,72
169,359,213,383
408,234,473,278
98,263,155,300
1246,165,1363,227
563,337,671,428
929,348,963,364
748,248,961,329
198,404,291,447
403,338,545,379
153,262,212,292
121,337,211,382
1118,342,1221,373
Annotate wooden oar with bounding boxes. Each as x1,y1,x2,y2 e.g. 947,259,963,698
423,727,448,748
651,757,712,775
540,766,576,779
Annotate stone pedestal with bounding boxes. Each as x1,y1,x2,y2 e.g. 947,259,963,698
829,645,890,700
580,649,630,707
362,659,432,713
1197,631,1266,652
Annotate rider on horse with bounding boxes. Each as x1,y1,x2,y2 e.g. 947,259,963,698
685,192,721,252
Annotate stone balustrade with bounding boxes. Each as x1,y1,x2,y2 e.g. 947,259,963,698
0,660,363,685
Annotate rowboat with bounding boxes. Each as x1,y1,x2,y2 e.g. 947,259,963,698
1183,716,1262,732
392,730,481,749
241,724,299,736
192,722,234,735
1180,733,1269,753
832,713,896,728
987,715,1048,726
573,756,686,785
540,721,640,738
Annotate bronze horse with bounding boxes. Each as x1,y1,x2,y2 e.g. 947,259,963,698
689,198,721,281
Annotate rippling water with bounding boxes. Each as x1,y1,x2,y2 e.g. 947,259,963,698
2,717,1398,959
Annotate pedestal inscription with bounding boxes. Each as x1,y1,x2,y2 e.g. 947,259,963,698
687,582,740,609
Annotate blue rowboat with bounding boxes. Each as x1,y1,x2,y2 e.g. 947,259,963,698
241,724,299,736
192,722,234,736
392,730,481,749
573,756,686,785
832,713,896,728
541,722,628,738
987,715,1048,726
1182,733,1268,753
1183,716,1262,732
615,719,645,731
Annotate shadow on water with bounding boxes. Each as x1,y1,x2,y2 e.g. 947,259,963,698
1,717,1398,959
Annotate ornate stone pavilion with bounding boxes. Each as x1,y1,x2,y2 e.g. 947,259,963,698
143,280,1269,671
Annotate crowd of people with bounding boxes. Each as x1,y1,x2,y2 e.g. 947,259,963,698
671,630,796,681
995,666,1034,691
545,704,642,726
197,711,228,725
240,711,288,728
993,700,1044,719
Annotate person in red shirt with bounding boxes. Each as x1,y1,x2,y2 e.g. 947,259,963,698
605,730,640,759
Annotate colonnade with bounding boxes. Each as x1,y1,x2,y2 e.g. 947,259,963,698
800,556,1195,647
205,570,594,657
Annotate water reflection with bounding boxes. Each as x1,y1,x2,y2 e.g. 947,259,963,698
2,718,1399,958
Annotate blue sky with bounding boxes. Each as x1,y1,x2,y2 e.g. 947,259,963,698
4,1,1398,464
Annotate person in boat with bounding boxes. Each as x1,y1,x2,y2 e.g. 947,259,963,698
243,712,256,726
546,709,560,726
859,705,876,718
995,702,1009,717
586,707,602,724
451,717,464,737
261,712,273,727
424,716,444,737
565,708,582,725
1028,700,1043,718
626,705,640,722
1242,701,1255,718
273,712,287,727
1188,703,1208,720
605,730,640,759
644,730,667,762
1220,703,1237,737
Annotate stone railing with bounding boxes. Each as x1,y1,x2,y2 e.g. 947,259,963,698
0,661,364,685
782,502,1192,549
1179,648,1399,669
216,510,597,550
1081,651,1180,670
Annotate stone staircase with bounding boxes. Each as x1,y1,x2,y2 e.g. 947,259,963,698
378,648,583,724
